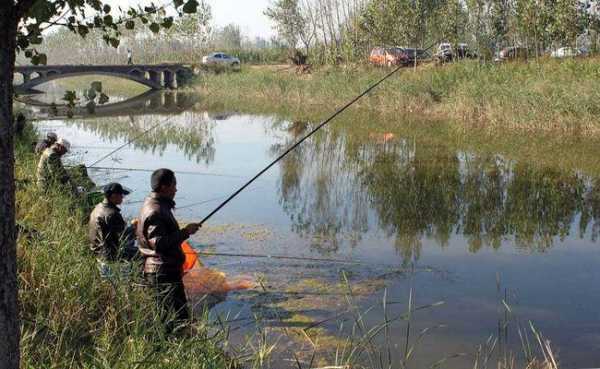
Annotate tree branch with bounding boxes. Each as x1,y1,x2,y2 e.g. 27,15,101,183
16,0,41,19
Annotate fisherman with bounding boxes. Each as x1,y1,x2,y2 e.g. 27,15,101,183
88,183,137,277
137,168,200,332
36,138,73,191
34,131,58,155
127,48,133,65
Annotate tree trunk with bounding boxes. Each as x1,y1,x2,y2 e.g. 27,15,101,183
0,4,19,369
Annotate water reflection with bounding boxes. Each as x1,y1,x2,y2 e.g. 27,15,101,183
21,90,198,119
273,124,599,259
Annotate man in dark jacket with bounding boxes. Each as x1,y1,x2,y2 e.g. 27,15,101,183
88,183,131,270
137,169,199,331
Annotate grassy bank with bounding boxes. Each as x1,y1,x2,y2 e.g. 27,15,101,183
14,127,234,368
197,58,600,135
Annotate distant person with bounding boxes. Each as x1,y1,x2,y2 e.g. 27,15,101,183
137,169,200,332
127,48,133,65
89,182,138,277
34,132,58,155
36,138,72,191
15,112,26,136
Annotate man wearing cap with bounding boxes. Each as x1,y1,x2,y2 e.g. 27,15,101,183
137,168,199,332
36,137,73,191
34,132,58,155
88,183,131,271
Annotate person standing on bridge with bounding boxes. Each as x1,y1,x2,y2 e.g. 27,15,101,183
127,48,133,65
136,169,200,333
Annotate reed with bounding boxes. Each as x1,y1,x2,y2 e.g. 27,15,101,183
196,58,600,135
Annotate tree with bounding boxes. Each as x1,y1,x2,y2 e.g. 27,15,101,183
0,1,199,368
176,0,212,52
265,0,313,52
213,23,242,49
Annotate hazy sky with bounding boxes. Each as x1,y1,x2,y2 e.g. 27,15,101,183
104,0,275,38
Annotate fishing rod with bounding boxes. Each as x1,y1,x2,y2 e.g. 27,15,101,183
195,40,441,227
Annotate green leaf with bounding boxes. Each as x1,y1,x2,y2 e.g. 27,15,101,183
24,50,33,58
91,81,103,92
173,0,184,7
98,93,109,105
103,14,114,25
149,22,160,33
182,0,199,14
108,37,120,48
140,16,148,24
103,4,111,13
31,53,47,66
125,20,135,29
161,17,174,29
77,25,89,37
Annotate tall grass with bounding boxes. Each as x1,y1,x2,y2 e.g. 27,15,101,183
15,126,235,368
197,58,600,135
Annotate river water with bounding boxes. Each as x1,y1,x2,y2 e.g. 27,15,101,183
28,88,600,368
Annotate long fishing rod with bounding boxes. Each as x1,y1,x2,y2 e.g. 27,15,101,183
196,41,441,226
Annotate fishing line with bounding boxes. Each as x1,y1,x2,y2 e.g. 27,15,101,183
86,166,246,179
197,41,441,226
86,118,168,167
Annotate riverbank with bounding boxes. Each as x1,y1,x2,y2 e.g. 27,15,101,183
197,58,600,135
14,127,233,368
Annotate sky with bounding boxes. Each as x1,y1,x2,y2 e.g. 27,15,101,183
104,0,275,38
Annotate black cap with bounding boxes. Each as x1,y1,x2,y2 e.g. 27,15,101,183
103,182,131,196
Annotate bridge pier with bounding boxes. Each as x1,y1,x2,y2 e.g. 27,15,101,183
163,70,176,89
149,70,161,85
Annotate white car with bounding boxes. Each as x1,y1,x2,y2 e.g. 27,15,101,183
201,52,241,69
551,47,582,58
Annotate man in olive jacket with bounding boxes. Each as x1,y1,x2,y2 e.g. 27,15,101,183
36,138,72,191
137,169,199,331
88,183,131,265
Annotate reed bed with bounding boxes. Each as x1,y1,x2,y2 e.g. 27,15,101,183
197,58,600,135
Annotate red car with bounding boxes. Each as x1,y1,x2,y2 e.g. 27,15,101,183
369,47,409,67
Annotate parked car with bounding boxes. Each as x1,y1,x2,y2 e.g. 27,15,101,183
402,47,431,64
201,52,241,69
551,47,583,58
434,43,476,63
494,46,529,62
369,47,409,67
435,43,453,63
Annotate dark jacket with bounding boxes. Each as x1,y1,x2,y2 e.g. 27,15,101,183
88,200,126,261
137,192,189,276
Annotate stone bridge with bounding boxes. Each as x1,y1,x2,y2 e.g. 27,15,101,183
14,64,194,93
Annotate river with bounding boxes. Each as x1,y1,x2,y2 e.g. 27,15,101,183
26,84,600,368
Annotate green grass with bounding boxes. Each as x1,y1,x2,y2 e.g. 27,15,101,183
196,58,600,135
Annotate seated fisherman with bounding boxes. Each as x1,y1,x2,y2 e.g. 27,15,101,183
89,183,137,277
36,138,72,191
137,168,200,332
35,132,58,155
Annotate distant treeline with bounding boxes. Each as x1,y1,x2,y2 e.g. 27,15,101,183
21,0,600,66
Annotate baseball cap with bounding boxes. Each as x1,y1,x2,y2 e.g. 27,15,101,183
103,182,131,196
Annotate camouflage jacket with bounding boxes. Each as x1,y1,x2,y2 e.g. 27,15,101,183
88,200,126,261
36,146,70,190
